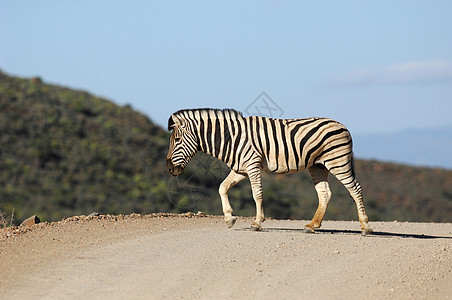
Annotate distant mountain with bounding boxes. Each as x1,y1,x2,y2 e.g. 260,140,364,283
354,125,452,169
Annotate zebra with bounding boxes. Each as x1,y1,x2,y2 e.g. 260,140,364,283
166,108,372,236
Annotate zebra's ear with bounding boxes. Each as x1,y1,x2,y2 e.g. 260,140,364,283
168,115,176,131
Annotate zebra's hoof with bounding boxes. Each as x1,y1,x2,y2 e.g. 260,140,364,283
225,216,237,229
250,222,263,231
302,227,315,234
361,227,373,236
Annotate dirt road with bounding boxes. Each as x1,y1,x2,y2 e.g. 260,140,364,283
1,214,451,299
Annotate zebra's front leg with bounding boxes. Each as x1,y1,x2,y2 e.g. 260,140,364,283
248,168,265,231
219,170,247,228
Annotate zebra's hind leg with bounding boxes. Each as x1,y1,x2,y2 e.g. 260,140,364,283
348,180,373,236
219,170,247,228
328,160,372,236
303,165,331,234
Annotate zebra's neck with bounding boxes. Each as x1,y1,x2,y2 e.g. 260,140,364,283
171,108,251,170
184,109,248,169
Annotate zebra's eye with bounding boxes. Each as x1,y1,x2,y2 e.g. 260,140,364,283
175,137,181,142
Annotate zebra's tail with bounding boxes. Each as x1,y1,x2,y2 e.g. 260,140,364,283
351,152,356,178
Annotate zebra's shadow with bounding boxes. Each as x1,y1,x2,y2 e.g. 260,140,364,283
236,227,452,239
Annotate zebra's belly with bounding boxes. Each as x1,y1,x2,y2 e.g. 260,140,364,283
261,159,306,174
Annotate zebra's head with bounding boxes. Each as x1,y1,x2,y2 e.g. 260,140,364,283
166,114,198,176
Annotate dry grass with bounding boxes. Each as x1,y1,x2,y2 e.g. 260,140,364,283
0,209,14,228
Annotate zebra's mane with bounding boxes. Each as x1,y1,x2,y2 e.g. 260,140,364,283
168,108,243,130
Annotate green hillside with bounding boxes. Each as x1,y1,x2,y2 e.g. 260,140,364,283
0,72,170,222
1,72,451,224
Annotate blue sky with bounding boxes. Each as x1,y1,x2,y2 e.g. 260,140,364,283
1,1,452,136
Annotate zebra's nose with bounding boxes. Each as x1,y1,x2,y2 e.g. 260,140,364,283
166,159,184,176
166,159,175,174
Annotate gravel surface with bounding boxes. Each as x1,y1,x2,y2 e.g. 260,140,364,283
1,214,451,299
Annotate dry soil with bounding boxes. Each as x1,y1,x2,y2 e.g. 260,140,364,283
1,213,451,299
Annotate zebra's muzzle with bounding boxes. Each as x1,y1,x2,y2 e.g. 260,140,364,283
166,159,184,176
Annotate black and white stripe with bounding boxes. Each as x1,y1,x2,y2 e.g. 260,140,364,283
166,108,372,235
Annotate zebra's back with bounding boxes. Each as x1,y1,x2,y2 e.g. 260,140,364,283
246,116,353,174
